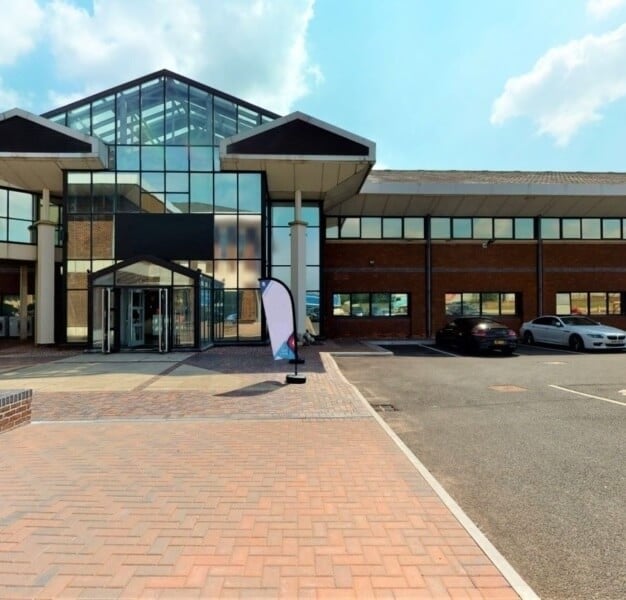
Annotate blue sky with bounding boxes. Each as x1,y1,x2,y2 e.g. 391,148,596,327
2,0,626,172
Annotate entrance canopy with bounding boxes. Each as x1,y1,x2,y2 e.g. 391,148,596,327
0,108,108,194
219,111,375,206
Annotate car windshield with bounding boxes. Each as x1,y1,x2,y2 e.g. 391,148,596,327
560,316,599,326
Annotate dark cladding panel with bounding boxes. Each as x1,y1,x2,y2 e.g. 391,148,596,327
115,214,214,260
227,119,369,156
0,117,92,153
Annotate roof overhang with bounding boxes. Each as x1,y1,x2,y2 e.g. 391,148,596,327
219,111,375,204
0,108,108,195
330,174,626,218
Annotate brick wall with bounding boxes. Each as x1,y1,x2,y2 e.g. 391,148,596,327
0,390,32,433
323,239,626,338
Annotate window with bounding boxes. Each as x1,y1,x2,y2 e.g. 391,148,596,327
332,292,409,317
556,292,625,315
445,292,519,317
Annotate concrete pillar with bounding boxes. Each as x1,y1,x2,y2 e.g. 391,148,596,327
289,190,307,338
35,189,56,345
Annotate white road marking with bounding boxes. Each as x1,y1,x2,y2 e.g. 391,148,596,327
550,384,626,407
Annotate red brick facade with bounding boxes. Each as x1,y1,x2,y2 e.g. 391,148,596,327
322,239,626,339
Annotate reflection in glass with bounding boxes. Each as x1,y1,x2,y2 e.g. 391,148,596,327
541,218,560,239
562,219,581,239
326,217,338,239
190,146,213,170
306,228,319,264
115,261,174,286
116,146,140,170
383,218,402,238
481,292,499,315
430,218,450,239
473,218,492,239
9,191,34,220
603,219,621,239
8,220,32,243
215,173,237,212
570,292,588,314
494,218,513,238
515,218,534,239
238,260,261,287
404,218,424,239
173,287,194,346
452,218,471,238
142,146,164,170
351,293,370,316
272,228,291,265
582,219,601,239
238,174,261,213
361,217,381,238
339,218,359,237
190,173,213,212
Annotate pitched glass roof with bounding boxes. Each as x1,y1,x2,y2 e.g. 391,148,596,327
42,69,280,147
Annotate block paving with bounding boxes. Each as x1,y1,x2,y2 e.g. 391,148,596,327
0,341,526,599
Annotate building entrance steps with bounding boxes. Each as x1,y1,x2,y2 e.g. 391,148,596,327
0,342,537,598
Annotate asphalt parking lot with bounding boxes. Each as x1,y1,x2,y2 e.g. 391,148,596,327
334,341,626,600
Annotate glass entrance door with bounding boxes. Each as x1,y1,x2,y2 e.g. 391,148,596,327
128,290,145,347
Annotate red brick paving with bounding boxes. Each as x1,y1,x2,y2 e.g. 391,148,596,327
0,343,525,598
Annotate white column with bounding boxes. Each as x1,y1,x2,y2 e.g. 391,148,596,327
289,190,307,339
35,189,56,345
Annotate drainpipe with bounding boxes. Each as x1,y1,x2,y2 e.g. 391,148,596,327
536,217,543,316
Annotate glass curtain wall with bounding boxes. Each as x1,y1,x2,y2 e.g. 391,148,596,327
46,73,276,343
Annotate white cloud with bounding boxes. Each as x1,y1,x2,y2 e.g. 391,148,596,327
0,0,44,65
0,77,21,109
587,0,626,19
490,24,626,146
43,0,320,114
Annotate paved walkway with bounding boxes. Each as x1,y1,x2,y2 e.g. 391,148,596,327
0,341,536,599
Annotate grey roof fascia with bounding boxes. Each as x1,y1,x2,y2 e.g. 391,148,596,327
360,181,626,197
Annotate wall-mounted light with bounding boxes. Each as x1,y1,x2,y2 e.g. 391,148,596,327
482,239,495,248
369,259,375,266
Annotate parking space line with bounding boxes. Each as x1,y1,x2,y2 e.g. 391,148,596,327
550,384,626,407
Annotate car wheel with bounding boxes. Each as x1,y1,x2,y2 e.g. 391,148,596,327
523,331,534,345
569,335,584,352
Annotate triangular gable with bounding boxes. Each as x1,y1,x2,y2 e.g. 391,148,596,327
224,111,374,158
90,254,200,280
0,109,93,153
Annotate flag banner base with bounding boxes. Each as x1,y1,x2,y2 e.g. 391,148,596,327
286,374,307,384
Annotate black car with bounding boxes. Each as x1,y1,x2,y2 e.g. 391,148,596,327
435,317,518,354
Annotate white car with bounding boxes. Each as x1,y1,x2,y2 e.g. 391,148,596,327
520,315,626,351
